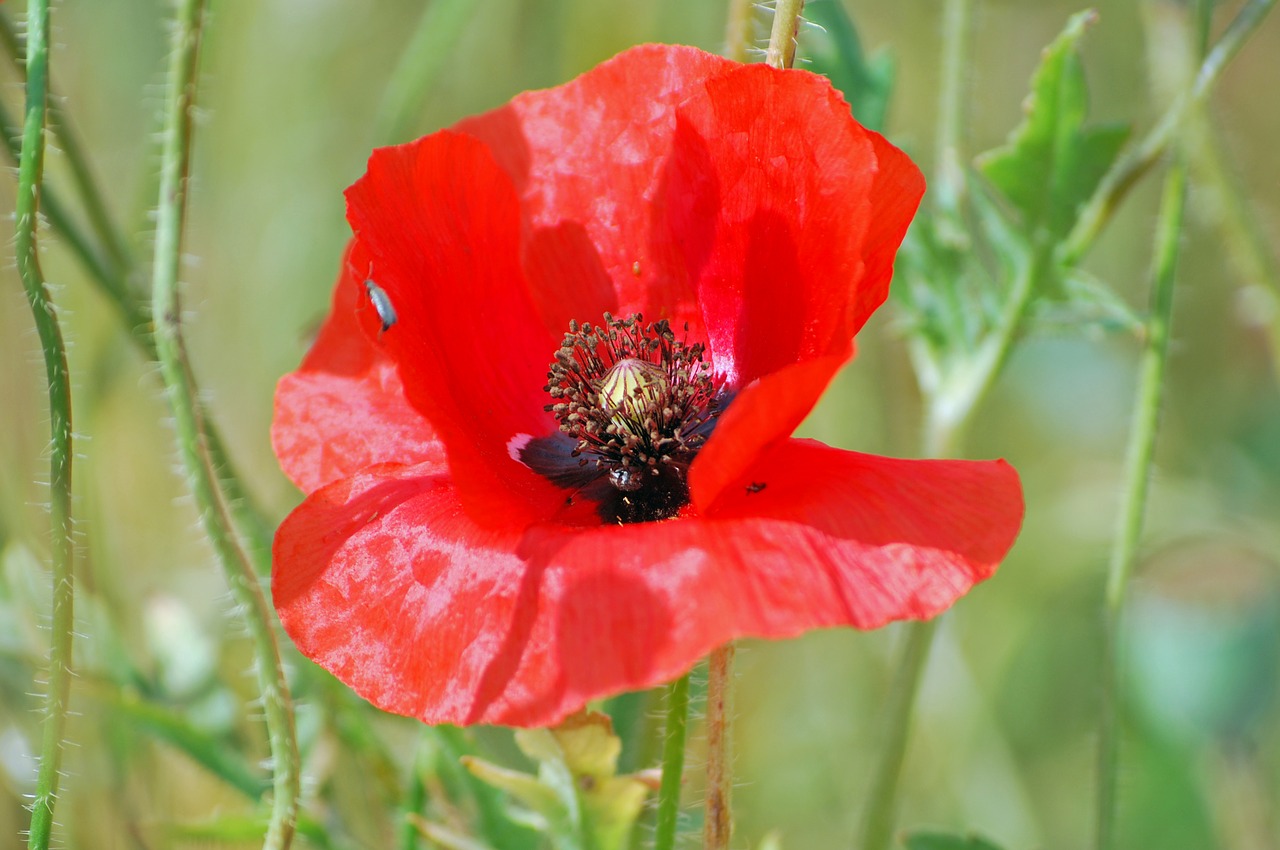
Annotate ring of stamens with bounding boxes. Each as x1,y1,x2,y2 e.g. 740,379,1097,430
545,313,718,494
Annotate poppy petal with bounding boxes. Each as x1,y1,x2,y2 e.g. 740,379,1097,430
457,44,738,337
690,352,848,511
271,245,445,494
345,132,565,526
273,441,1020,729
661,61,924,383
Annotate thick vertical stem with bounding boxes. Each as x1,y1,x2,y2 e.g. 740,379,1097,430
765,0,805,69
150,1,299,848
703,644,735,850
15,3,75,849
653,673,691,850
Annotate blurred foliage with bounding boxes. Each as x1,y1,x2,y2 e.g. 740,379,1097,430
1,0,1278,849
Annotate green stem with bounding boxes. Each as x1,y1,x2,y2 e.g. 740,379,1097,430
653,673,691,850
1061,0,1275,266
0,15,273,575
1095,135,1188,850
150,2,299,848
1,10,134,274
373,0,477,145
1095,1,1198,835
933,0,972,215
703,644,735,850
765,0,805,70
14,3,74,849
858,619,937,850
723,0,753,63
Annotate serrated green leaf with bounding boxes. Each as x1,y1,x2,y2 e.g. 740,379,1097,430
978,9,1128,241
902,831,1007,850
799,0,895,131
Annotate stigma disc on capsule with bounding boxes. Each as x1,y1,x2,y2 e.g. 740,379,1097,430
363,279,397,333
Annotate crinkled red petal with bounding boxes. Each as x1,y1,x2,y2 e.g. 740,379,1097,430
273,441,1021,728
690,352,849,511
457,44,737,339
664,61,924,385
271,243,446,494
344,132,565,526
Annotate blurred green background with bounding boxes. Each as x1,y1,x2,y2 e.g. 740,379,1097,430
1,1,1278,848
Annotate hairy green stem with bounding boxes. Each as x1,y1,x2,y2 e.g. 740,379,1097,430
15,4,75,849
1,97,135,318
1,10,133,274
374,0,476,145
723,0,753,62
703,644,735,850
150,1,299,847
765,0,804,70
0,14,273,575
653,673,691,850
1095,131,1188,850
1062,0,1275,266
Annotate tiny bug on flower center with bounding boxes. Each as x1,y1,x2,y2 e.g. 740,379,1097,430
363,279,397,334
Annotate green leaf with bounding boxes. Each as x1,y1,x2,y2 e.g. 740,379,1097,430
799,0,895,131
100,694,270,800
169,811,345,849
467,712,654,850
902,831,1008,850
977,9,1128,241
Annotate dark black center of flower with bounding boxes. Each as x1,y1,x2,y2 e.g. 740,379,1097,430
539,312,721,523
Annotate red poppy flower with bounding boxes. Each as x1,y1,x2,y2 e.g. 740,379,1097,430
271,44,1023,728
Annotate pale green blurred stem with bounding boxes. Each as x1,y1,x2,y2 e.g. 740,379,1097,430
765,0,804,70
1187,97,1280,379
1062,0,1276,267
723,0,753,62
933,0,972,216
703,644,735,850
858,619,936,850
374,0,476,145
150,1,298,848
653,673,691,850
15,4,74,849
1095,133,1188,850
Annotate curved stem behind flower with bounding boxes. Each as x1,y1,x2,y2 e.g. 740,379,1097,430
15,3,75,849
150,1,299,847
723,0,754,63
653,673,691,850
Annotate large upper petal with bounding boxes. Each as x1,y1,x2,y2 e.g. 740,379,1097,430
457,44,736,339
273,440,1021,728
660,60,924,507
344,132,565,527
272,242,446,494
662,60,924,385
